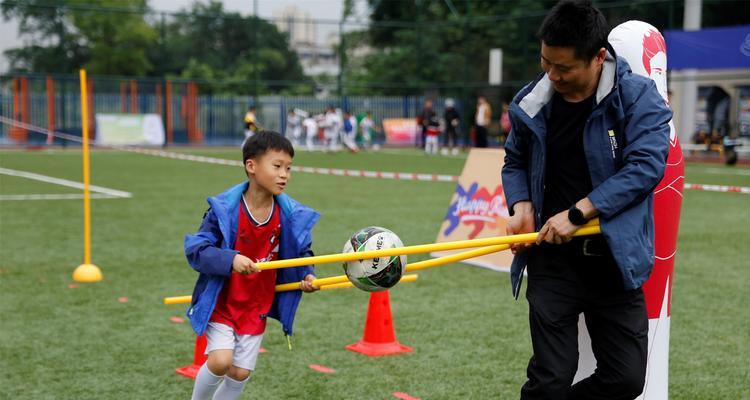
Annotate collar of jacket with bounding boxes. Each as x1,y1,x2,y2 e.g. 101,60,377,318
205,181,316,251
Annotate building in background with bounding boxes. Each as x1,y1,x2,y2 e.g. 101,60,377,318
273,5,339,77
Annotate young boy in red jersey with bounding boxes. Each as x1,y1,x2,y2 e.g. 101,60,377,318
185,131,320,400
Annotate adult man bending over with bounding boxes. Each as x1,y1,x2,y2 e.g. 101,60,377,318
501,1,671,399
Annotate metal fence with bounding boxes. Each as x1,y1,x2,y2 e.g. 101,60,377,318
0,74,461,146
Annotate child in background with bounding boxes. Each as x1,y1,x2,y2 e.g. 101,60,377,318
185,131,320,400
243,106,259,139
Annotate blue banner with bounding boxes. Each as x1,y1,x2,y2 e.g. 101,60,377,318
664,25,750,70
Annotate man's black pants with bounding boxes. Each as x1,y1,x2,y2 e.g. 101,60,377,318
520,237,649,400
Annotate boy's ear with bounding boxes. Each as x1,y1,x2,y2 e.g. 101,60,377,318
245,158,255,175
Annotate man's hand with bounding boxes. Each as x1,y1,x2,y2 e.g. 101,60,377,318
232,254,261,275
507,201,535,254
299,274,319,292
536,210,579,245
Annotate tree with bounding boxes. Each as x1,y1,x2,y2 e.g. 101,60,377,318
150,1,308,93
2,0,156,75
346,0,747,95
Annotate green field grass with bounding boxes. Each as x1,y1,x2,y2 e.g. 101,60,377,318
1,148,748,399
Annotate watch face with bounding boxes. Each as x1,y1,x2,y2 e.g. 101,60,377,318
568,207,585,225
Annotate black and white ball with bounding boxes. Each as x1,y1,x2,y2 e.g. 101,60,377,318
342,226,406,292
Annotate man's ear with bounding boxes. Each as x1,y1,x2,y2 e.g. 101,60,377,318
594,47,606,66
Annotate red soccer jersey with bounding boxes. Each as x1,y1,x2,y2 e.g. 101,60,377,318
210,198,281,335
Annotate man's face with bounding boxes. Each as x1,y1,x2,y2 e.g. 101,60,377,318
540,43,604,98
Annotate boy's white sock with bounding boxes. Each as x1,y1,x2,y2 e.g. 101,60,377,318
212,375,250,400
191,363,224,400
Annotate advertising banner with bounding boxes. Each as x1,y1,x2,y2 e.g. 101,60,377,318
95,114,165,146
382,118,418,145
432,148,513,271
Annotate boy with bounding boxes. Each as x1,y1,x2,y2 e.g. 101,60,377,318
243,106,259,139
185,131,320,400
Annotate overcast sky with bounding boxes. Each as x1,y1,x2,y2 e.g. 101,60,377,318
0,0,367,72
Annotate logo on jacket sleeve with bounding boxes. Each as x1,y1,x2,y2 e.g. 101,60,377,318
607,129,619,159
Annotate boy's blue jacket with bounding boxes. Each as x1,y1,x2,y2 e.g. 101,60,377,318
502,50,672,298
184,181,320,336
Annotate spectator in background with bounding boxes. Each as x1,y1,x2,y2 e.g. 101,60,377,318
417,99,436,149
244,106,259,139
474,95,491,148
285,109,302,147
359,111,376,150
302,113,318,151
707,86,730,140
342,110,359,152
323,106,342,152
442,98,461,156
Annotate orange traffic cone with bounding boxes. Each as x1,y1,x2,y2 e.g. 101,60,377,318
176,334,207,379
346,290,412,356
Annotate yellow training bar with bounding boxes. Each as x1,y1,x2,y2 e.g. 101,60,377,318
256,222,600,271
274,243,511,292
320,274,418,291
164,295,192,305
163,274,420,304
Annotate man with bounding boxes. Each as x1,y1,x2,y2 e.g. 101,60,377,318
417,99,436,149
501,1,672,399
443,98,461,155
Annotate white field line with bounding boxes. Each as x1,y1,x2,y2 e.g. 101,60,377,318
0,193,120,201
4,117,749,191
0,167,132,200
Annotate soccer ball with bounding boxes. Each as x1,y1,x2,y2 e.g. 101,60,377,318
342,226,406,292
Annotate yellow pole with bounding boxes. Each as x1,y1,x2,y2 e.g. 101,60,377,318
274,274,351,292
256,224,601,271
320,274,418,291
162,275,419,304
165,221,600,299
405,244,509,272
164,295,192,305
72,69,102,283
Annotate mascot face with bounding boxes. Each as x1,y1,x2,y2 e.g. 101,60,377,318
609,20,675,141
609,21,669,103
642,29,668,102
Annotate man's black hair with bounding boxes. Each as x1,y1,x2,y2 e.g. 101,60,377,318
537,0,609,61
242,130,294,165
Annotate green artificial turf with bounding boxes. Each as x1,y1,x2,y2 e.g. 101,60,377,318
0,149,747,399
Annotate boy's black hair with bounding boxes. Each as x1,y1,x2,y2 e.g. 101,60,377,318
242,130,294,165
537,0,609,61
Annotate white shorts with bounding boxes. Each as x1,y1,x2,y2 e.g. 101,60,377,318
205,322,264,371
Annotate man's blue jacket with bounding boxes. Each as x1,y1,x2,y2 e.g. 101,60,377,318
502,50,672,298
184,182,320,336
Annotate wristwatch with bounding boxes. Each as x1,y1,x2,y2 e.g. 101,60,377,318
567,205,587,226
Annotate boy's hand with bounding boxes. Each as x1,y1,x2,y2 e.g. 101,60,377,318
299,274,319,292
232,254,260,275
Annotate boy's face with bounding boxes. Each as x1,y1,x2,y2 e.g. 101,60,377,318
245,150,293,196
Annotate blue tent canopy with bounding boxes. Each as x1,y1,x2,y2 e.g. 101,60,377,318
664,25,750,70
